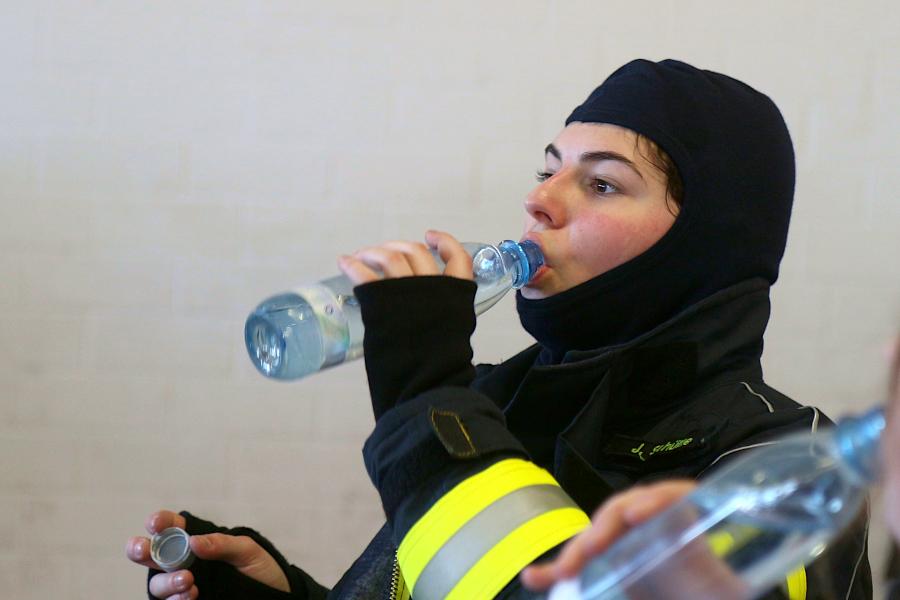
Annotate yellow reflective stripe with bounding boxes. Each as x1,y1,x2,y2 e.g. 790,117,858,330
707,524,760,556
445,507,591,600
785,566,807,600
397,458,557,590
708,527,806,600
707,530,735,556
396,575,410,600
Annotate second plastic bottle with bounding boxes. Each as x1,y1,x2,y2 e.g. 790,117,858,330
547,407,885,600
245,239,543,380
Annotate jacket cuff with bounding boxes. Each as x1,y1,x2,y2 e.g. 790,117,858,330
354,276,477,418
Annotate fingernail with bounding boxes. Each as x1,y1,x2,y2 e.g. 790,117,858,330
173,573,186,589
131,539,144,557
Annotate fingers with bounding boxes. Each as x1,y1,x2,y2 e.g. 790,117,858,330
426,230,473,280
520,480,696,591
338,254,382,285
339,235,464,285
145,510,187,536
621,480,696,524
521,501,629,590
148,569,196,600
339,241,438,285
127,510,190,571
189,533,260,565
382,241,442,275
190,534,291,593
339,248,415,285
126,536,160,570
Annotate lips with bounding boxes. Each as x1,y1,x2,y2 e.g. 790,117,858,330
528,264,549,285
520,233,547,259
520,234,550,264
519,234,550,287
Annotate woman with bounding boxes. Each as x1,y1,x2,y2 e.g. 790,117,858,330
127,59,871,599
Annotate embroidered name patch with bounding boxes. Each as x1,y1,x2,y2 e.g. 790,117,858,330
629,438,693,462
604,433,699,463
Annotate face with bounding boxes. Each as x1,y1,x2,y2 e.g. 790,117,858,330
520,123,678,299
884,339,900,541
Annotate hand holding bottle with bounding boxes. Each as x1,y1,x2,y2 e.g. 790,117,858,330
521,480,697,591
338,230,474,285
523,480,755,599
520,408,883,600
245,230,542,380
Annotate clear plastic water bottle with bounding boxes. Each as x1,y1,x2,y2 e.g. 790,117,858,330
548,407,885,600
245,239,543,380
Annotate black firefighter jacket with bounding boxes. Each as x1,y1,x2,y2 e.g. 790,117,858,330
155,277,872,600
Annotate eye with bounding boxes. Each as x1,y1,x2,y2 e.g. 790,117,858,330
593,178,619,195
535,170,554,182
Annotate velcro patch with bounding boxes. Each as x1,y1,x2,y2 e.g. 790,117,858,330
430,409,478,458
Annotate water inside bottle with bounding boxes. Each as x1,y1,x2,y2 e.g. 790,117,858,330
580,503,832,600
694,467,850,534
245,292,326,379
579,466,853,599
679,500,833,597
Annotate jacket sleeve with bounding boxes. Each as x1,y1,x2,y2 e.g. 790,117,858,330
146,512,329,600
356,276,590,599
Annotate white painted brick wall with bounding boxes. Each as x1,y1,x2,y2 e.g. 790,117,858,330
1,2,898,597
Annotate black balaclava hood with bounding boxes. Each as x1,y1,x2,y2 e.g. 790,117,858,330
517,59,795,362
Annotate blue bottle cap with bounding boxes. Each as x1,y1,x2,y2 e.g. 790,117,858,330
834,406,886,484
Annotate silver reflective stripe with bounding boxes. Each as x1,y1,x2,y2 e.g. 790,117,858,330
412,484,577,600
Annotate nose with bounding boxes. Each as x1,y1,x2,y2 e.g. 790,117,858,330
524,174,568,227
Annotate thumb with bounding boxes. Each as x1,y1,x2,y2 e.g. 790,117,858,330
190,533,259,567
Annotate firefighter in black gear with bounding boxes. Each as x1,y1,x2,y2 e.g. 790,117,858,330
130,59,872,600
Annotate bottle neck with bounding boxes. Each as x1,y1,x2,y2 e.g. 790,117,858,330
834,406,886,485
498,239,544,288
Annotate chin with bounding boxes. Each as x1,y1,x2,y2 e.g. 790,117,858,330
888,511,900,545
887,478,900,543
520,286,550,300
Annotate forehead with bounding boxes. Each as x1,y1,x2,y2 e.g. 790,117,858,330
550,122,641,158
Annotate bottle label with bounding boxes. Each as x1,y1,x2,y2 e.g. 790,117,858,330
292,283,356,367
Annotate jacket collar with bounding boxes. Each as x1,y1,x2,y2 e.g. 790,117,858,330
474,279,772,511
479,279,771,408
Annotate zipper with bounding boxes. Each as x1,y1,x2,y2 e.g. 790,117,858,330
388,552,410,600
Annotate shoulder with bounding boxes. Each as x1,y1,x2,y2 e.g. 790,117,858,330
685,379,830,475
625,379,828,480
687,377,822,427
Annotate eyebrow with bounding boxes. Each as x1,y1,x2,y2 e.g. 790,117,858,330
544,143,645,181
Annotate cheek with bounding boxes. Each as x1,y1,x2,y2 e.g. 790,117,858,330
572,210,673,271
884,418,900,540
886,472,900,541
569,214,630,273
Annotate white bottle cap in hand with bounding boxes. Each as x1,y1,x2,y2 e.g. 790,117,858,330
150,527,195,572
